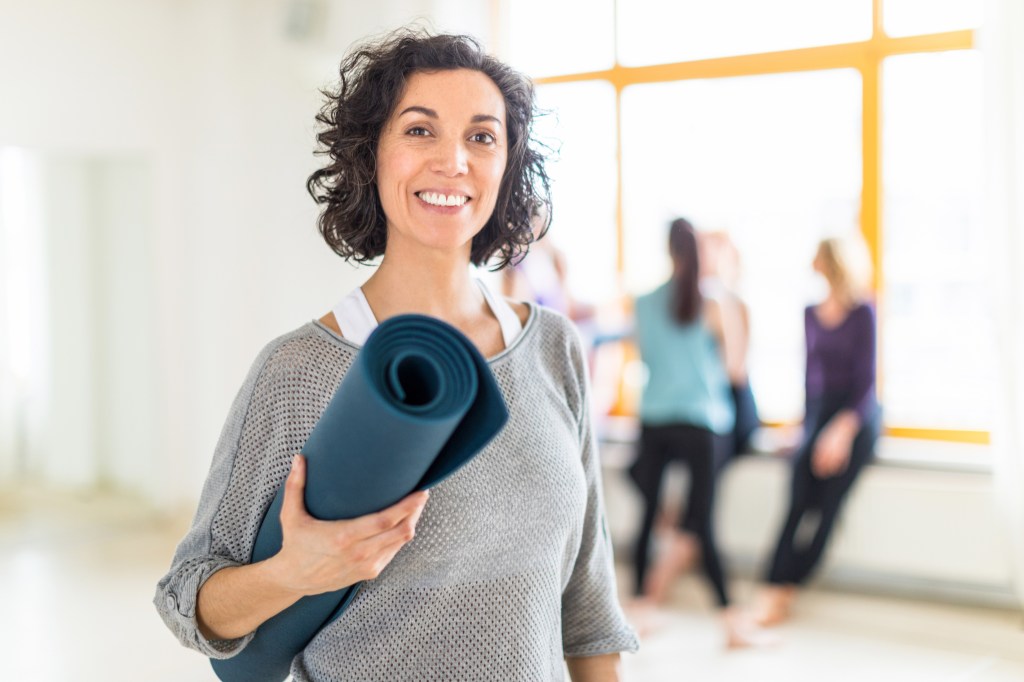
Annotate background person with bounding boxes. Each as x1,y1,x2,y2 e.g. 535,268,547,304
756,234,882,626
697,230,760,467
627,217,757,647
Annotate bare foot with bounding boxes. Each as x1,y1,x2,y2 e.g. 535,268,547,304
622,597,670,638
753,585,797,627
642,531,699,605
722,607,781,649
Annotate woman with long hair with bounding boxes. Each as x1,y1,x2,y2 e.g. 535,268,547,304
756,234,881,625
628,217,754,647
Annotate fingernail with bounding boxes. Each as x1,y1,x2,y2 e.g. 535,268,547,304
292,454,299,470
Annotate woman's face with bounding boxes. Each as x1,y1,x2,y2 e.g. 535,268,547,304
376,68,508,260
812,245,826,276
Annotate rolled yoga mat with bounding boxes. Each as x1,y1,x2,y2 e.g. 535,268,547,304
211,314,509,682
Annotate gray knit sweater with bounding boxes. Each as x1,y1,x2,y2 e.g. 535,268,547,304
154,305,638,681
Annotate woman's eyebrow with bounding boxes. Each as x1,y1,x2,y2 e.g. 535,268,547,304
471,114,503,127
398,105,437,118
397,106,503,128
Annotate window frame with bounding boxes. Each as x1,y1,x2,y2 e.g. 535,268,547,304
509,0,983,445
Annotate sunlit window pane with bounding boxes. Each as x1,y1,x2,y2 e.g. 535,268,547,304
506,0,615,77
882,50,989,430
533,81,618,304
621,70,862,422
617,0,871,66
884,0,983,37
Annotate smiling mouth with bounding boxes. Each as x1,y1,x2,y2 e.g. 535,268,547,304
416,191,470,207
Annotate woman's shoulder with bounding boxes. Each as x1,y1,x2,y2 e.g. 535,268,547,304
516,304,587,370
637,281,669,303
852,300,875,316
529,302,577,338
506,299,530,327
247,322,351,383
850,301,876,330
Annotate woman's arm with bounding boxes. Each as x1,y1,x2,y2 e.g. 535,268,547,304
704,297,746,382
566,653,624,682
811,409,861,478
811,306,876,477
559,323,639,660
197,454,428,640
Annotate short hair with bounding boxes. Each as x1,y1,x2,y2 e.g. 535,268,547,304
306,29,551,269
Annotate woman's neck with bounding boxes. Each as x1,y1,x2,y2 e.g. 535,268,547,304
360,248,485,326
815,291,857,327
823,289,856,311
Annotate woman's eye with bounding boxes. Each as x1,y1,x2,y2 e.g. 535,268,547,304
407,127,431,137
471,132,495,144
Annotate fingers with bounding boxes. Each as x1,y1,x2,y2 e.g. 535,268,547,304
280,454,309,526
348,490,429,539
281,454,427,547
351,503,426,579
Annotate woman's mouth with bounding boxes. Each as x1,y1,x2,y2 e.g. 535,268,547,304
416,191,470,207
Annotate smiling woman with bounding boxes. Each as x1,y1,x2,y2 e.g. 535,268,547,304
153,29,637,682
306,30,551,270
375,69,508,259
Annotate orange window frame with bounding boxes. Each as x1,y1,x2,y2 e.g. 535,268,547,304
525,0,985,445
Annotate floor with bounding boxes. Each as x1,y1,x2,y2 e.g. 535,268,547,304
1,488,1022,682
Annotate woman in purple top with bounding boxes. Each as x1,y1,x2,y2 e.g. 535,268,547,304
756,235,882,625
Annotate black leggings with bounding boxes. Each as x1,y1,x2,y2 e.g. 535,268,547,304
628,423,731,607
766,397,882,586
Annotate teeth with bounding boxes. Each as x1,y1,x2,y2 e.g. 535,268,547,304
419,192,468,207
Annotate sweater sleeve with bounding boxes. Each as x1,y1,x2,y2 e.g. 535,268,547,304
845,304,878,423
560,326,640,658
153,340,286,659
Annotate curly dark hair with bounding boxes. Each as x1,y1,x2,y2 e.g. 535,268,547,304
306,29,552,269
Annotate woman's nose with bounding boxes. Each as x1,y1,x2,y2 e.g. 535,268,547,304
431,137,468,176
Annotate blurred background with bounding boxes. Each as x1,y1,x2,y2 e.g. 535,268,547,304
1,0,1022,680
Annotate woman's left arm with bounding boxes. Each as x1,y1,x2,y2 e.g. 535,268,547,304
566,653,624,681
559,324,639,664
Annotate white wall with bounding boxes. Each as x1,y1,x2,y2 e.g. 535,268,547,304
602,445,1016,607
0,0,494,507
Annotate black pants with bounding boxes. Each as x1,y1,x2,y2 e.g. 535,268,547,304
766,396,882,586
629,423,731,607
713,382,760,473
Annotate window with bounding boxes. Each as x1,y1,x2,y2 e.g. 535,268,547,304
881,50,989,431
0,147,48,475
504,0,987,445
617,0,871,65
883,0,983,37
504,0,615,77
620,69,861,421
533,81,618,304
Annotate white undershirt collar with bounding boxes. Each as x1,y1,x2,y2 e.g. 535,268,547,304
331,278,523,348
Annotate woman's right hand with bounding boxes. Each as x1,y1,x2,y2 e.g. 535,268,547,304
267,453,429,597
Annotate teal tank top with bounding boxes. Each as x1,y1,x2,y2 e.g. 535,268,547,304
635,282,735,434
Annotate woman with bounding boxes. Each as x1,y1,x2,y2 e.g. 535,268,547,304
154,30,637,681
644,230,760,595
697,230,759,468
628,218,753,647
756,235,881,626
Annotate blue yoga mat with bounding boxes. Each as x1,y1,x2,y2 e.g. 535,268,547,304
211,314,509,682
